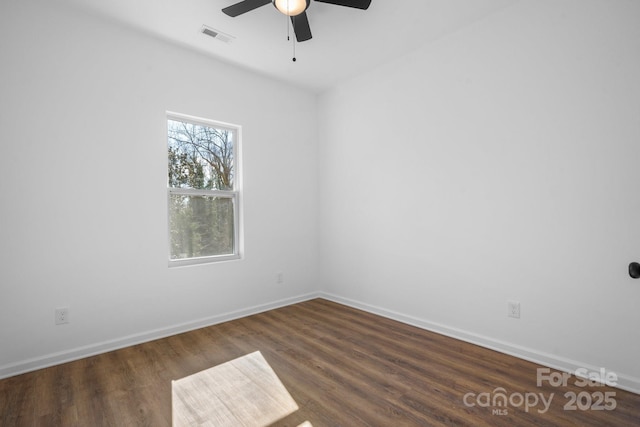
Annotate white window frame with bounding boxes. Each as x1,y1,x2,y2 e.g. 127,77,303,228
167,112,243,267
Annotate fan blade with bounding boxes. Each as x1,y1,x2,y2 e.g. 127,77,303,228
314,0,371,9
291,12,312,42
222,0,271,17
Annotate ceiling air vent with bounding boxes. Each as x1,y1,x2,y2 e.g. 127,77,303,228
200,25,235,44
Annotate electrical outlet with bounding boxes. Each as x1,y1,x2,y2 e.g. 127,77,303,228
507,301,520,319
276,272,284,284
55,307,69,325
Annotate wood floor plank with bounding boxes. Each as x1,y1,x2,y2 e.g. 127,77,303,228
1,298,638,426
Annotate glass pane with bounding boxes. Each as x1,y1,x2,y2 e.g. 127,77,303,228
168,119,234,190
169,194,235,259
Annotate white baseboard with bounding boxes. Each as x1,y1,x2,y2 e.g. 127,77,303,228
3,291,638,396
319,292,640,395
0,292,321,380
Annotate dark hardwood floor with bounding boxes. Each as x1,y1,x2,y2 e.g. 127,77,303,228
1,298,638,426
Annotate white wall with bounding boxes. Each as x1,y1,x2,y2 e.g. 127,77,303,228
2,0,640,396
318,0,640,392
0,0,318,376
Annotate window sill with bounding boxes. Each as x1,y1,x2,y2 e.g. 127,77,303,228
168,254,241,268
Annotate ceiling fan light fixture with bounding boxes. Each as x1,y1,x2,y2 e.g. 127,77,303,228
272,0,310,16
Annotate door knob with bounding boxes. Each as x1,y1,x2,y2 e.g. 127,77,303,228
629,262,640,279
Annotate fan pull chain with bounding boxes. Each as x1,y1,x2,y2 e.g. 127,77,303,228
284,0,296,62
291,13,297,61
292,31,296,62
286,8,290,41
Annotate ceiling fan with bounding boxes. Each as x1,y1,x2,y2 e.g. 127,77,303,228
222,0,372,42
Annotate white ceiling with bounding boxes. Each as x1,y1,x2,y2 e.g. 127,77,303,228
58,0,516,93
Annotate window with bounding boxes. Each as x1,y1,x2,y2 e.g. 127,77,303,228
167,113,241,266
